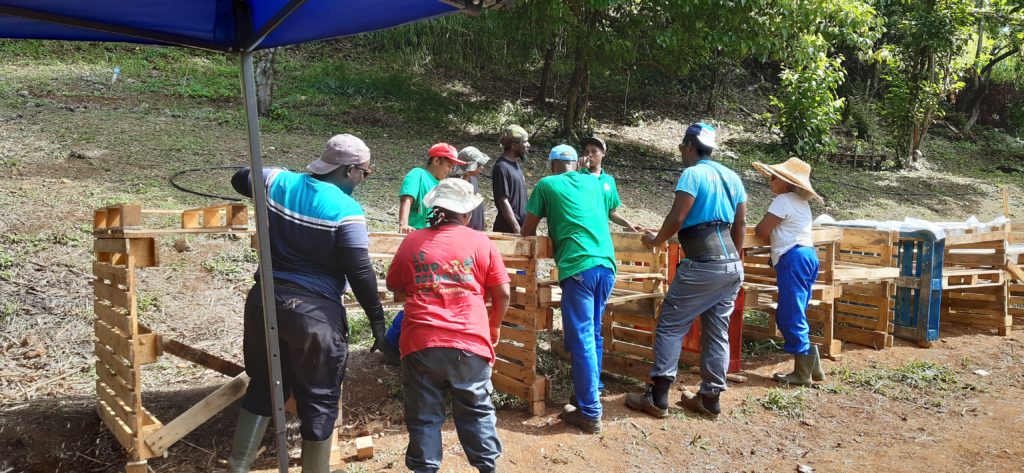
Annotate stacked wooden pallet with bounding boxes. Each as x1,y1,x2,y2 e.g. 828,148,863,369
939,225,1013,335
742,227,845,356
832,228,900,349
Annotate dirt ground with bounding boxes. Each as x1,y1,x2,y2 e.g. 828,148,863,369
2,67,1024,473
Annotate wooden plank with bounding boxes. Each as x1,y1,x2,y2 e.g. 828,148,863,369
145,374,250,456
615,251,661,265
495,342,534,366
491,371,531,399
944,252,1009,267
1005,264,1024,283
97,380,136,432
494,358,533,383
606,292,663,306
611,311,657,327
96,360,135,409
612,325,654,346
95,341,134,385
95,300,133,335
93,261,133,289
609,340,654,361
161,337,244,376
95,279,133,312
94,238,158,268
601,353,652,381
497,325,536,349
97,399,138,454
503,307,539,329
95,319,133,362
835,302,885,318
229,204,249,228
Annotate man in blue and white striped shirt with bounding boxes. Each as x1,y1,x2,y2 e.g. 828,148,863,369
226,134,386,473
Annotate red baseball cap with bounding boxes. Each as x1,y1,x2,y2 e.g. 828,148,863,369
428,143,466,165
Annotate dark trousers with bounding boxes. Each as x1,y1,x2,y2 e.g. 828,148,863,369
241,283,348,441
403,348,501,473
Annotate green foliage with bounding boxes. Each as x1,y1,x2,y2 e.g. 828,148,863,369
201,247,258,281
830,360,980,404
771,38,848,156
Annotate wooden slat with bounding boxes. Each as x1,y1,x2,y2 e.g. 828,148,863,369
495,342,534,366
97,399,136,452
834,326,889,349
95,279,133,311
96,360,135,409
95,319,133,362
612,325,654,346
145,374,250,456
609,340,654,361
835,302,885,318
93,261,133,289
161,337,244,377
611,311,656,327
503,307,540,328
97,380,136,431
498,325,536,349
491,371,531,399
94,341,134,386
601,353,652,381
95,300,133,335
494,358,533,384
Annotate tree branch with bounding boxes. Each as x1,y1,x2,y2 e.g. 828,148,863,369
980,46,1020,77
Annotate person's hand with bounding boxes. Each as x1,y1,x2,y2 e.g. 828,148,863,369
369,320,387,353
625,223,645,233
641,231,658,248
490,327,500,348
511,225,521,235
399,224,414,234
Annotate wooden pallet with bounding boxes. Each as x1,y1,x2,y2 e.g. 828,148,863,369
94,203,252,238
942,284,1012,335
833,282,895,349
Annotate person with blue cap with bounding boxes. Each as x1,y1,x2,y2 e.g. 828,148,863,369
521,144,616,433
625,123,747,420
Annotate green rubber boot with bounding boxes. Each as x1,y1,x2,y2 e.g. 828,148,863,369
810,345,826,382
301,438,333,473
226,408,270,473
773,352,815,387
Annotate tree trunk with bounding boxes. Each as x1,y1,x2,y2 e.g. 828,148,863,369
562,40,588,139
537,43,557,103
255,48,277,117
576,67,590,130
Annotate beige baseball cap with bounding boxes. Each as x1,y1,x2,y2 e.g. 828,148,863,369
308,134,371,175
424,178,484,214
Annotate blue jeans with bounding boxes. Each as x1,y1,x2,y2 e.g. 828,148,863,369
559,265,615,420
403,347,501,473
775,246,819,355
651,259,742,396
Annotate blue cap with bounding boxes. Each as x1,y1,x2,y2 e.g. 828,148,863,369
548,144,578,161
683,122,718,149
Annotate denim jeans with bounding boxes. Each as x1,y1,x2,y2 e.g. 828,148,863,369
403,347,501,473
559,265,615,420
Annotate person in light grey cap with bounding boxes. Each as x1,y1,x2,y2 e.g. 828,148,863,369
452,146,492,231
226,133,385,473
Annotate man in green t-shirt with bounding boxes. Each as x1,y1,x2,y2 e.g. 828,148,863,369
579,136,643,232
398,143,466,233
521,144,616,434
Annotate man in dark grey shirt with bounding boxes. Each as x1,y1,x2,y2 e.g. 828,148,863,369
492,125,529,233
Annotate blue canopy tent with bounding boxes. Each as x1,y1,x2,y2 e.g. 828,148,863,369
0,1,510,471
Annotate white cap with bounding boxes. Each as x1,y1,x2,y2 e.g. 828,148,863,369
424,178,484,214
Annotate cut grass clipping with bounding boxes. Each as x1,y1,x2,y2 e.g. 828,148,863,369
831,360,982,405
759,387,807,419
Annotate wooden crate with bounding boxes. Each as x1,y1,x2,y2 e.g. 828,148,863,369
834,282,895,349
942,284,1012,335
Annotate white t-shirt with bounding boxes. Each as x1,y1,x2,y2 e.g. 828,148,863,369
767,192,814,266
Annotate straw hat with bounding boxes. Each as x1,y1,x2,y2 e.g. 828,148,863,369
424,178,483,214
752,157,821,200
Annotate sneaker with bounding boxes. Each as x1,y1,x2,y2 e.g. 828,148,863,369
559,407,602,433
624,387,669,419
678,390,720,420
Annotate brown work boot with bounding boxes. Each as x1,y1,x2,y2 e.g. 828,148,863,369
810,345,826,382
625,385,669,419
773,352,816,387
559,407,602,433
679,390,720,420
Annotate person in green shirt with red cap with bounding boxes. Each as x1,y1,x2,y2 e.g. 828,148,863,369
521,144,616,434
398,143,466,233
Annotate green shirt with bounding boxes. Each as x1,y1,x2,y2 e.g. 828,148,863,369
583,168,621,212
527,171,616,280
400,167,440,229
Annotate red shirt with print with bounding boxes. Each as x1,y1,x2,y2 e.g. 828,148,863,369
385,224,510,363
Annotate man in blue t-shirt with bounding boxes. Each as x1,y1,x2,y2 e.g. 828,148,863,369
625,123,747,420
225,134,387,473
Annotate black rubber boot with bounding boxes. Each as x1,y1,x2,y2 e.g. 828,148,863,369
226,408,270,473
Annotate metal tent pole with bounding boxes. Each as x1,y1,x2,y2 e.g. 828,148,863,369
240,51,290,473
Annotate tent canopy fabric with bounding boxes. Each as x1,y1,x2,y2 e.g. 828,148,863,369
0,0,458,50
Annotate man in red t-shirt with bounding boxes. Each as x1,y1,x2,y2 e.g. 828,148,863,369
386,178,511,473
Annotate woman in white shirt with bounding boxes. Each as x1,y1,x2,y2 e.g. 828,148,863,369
752,158,825,386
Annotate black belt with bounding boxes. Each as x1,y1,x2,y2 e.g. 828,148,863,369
274,279,311,292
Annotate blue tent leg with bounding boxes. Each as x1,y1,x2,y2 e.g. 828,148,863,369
240,51,290,473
